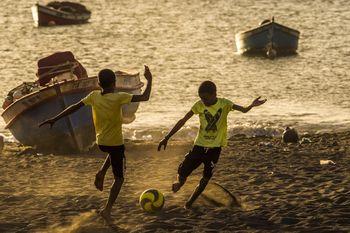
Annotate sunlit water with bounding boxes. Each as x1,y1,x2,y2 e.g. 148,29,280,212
0,0,349,142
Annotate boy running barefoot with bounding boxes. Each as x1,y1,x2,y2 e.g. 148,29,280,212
40,66,152,220
158,81,266,209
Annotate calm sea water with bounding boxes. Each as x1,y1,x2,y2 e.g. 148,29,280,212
0,0,349,141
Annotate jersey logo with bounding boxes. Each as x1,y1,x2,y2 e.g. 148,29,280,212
204,108,222,132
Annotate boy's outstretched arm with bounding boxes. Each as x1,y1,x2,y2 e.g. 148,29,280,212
131,65,152,102
232,96,267,113
158,110,194,151
38,101,84,128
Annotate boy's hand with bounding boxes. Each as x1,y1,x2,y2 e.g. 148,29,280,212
251,96,267,107
158,138,168,151
38,118,56,128
144,65,152,82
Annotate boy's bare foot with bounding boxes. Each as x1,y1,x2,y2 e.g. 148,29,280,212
99,209,112,222
94,171,105,191
172,182,182,193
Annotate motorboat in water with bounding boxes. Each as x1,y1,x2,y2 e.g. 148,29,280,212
235,17,300,58
31,1,91,27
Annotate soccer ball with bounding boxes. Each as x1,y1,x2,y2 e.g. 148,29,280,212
139,189,164,213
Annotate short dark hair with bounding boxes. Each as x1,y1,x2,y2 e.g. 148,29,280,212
98,69,116,88
198,80,216,94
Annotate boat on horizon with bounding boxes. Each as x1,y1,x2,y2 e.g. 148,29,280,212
31,1,91,27
1,52,143,153
235,17,300,58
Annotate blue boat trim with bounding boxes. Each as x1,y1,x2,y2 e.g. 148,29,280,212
237,22,300,39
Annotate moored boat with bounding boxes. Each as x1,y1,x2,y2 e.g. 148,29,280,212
31,1,91,27
1,52,143,153
235,17,300,58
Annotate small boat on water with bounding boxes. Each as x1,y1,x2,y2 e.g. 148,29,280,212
31,1,91,27
235,17,300,58
1,51,143,153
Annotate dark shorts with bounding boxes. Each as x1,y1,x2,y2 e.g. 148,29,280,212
98,145,125,178
178,145,221,179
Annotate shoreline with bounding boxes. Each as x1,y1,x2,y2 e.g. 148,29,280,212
2,124,350,146
0,131,349,232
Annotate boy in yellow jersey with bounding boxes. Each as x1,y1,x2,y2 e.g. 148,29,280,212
40,66,152,219
158,81,266,209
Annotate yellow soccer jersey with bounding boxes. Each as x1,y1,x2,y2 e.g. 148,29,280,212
191,98,234,147
82,90,133,146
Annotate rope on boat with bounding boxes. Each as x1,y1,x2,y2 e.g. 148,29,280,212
38,61,79,79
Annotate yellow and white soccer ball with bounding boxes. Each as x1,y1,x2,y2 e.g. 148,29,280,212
139,189,165,213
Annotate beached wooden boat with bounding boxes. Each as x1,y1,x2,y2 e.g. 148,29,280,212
235,17,300,58
31,1,91,27
1,52,143,153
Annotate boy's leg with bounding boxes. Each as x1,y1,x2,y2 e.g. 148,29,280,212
95,146,112,191
185,176,210,209
173,146,203,193
185,147,221,209
100,145,125,219
100,177,124,220
95,154,110,191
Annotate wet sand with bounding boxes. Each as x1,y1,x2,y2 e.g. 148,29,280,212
0,131,349,232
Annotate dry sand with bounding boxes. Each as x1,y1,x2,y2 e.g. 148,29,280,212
0,132,349,232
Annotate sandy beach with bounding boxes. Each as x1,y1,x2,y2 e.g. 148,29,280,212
0,131,349,232
0,0,349,232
